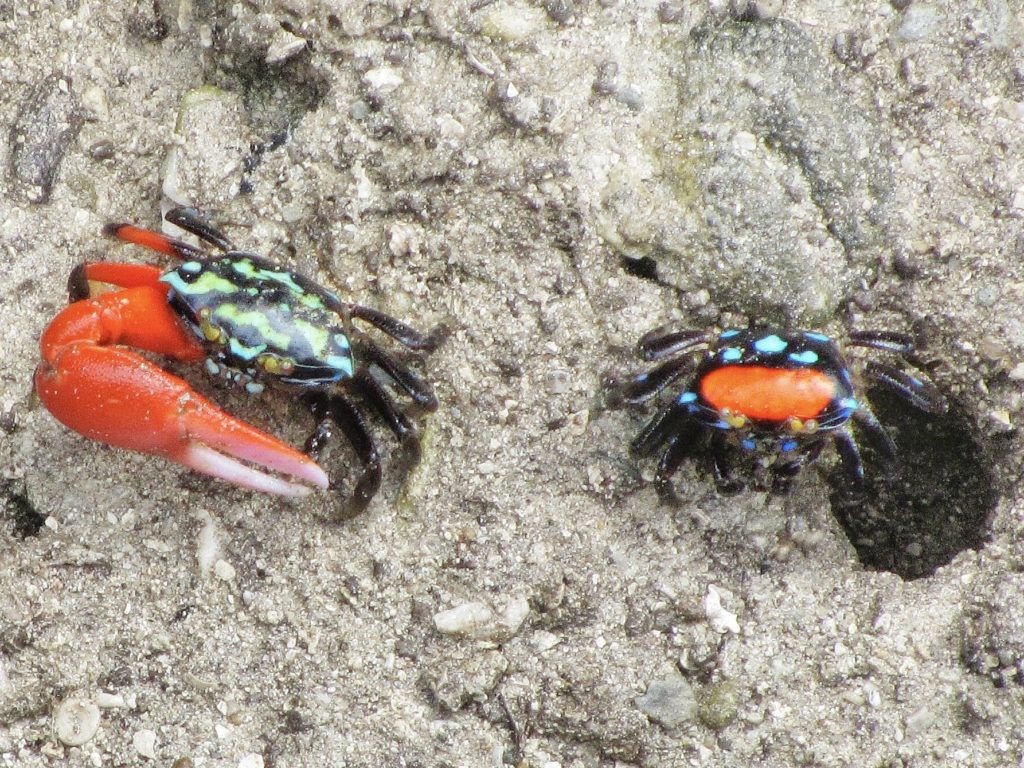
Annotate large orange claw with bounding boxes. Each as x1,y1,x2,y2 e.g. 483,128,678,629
35,344,328,497
36,287,329,497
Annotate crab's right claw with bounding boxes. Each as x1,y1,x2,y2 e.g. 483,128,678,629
35,343,328,497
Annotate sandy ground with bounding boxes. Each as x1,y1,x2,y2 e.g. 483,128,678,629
2,1,1024,766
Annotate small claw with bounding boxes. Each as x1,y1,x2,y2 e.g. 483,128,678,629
35,343,328,497
180,397,329,494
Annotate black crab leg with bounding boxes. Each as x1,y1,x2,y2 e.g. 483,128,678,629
847,329,917,357
631,403,683,457
352,370,423,467
350,304,448,351
358,342,438,412
164,207,235,252
832,428,867,491
302,391,382,518
863,361,948,415
851,405,897,459
650,418,705,505
710,432,744,495
637,327,712,362
102,222,208,261
771,439,825,494
621,356,698,405
654,434,690,506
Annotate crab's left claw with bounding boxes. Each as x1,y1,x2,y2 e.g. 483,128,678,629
35,343,329,497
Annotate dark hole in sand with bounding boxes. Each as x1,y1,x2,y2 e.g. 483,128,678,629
620,255,660,282
828,386,997,580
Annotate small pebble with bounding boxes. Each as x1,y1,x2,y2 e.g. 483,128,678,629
658,2,687,23
265,28,306,64
95,691,127,708
434,595,530,641
214,559,236,581
545,369,571,394
614,86,644,112
699,680,740,730
88,139,115,160
238,754,264,768
80,86,110,121
481,6,545,41
0,407,17,434
864,682,882,708
363,66,404,94
196,511,222,577
904,704,936,736
544,0,574,23
435,601,493,635
133,729,157,759
53,697,100,746
388,222,419,257
703,586,740,634
636,671,697,728
896,4,941,41
530,630,562,652
975,284,1000,307
989,410,1012,431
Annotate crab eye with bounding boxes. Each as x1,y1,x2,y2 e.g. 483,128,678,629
258,354,295,376
721,409,748,429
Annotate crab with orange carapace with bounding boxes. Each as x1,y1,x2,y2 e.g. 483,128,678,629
621,326,947,500
35,208,445,516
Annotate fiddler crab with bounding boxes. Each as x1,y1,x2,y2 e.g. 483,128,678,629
621,326,947,500
35,208,445,516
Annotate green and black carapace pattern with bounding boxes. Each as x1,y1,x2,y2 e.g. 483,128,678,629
161,253,354,389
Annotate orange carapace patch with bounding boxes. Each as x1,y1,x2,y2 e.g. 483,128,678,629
699,365,836,422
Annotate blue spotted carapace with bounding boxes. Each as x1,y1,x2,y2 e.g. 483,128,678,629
162,254,357,392
623,327,946,498
35,208,444,515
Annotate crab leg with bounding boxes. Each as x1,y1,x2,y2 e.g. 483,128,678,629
103,221,207,260
36,287,328,497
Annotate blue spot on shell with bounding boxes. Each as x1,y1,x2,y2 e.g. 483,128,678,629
326,354,354,378
228,338,266,361
753,334,787,354
780,439,798,453
181,261,203,274
677,391,698,405
719,329,740,339
721,347,742,362
740,438,756,452
333,333,351,350
788,350,819,365
161,271,189,295
804,331,830,343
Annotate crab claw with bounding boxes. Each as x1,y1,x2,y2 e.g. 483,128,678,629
35,343,329,497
